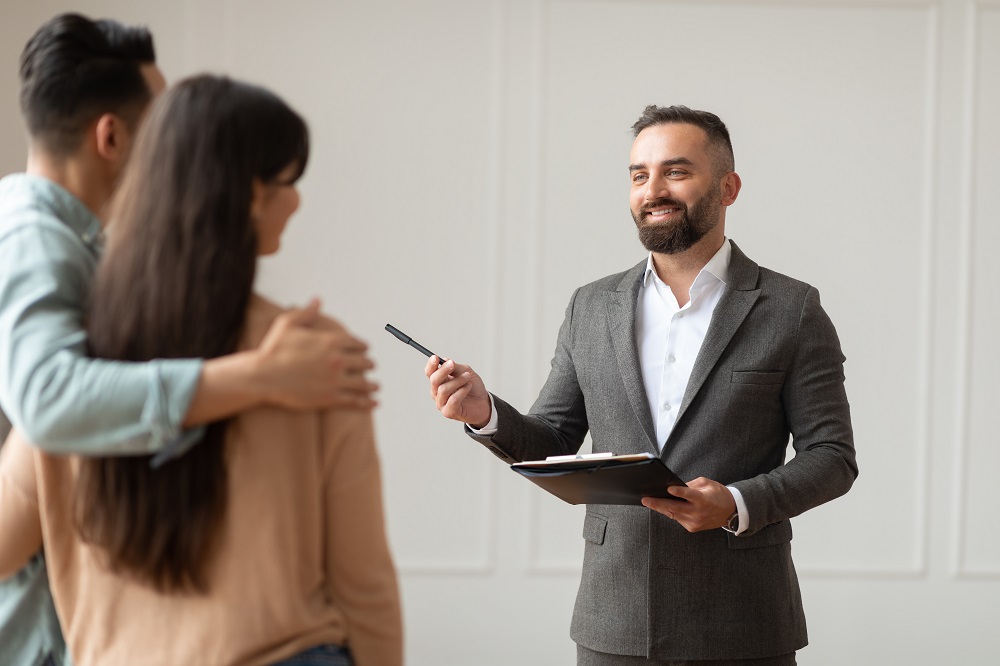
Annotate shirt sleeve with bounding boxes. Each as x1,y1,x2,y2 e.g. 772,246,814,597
726,485,749,535
0,222,203,455
466,392,498,435
0,432,43,580
320,408,403,666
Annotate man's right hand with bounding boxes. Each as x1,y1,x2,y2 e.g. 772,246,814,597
425,356,492,428
255,300,377,410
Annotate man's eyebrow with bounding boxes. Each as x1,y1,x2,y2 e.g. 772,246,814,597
628,157,695,172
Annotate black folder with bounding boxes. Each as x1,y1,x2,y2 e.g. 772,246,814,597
510,453,686,505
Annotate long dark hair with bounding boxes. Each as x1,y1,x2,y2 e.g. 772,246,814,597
75,75,309,593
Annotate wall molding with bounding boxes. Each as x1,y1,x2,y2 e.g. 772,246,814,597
952,1,1000,581
401,0,506,576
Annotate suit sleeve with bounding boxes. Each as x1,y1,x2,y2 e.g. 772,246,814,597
466,287,590,463
320,409,402,666
0,432,44,580
733,286,858,533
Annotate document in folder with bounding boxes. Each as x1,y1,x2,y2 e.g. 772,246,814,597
510,452,686,505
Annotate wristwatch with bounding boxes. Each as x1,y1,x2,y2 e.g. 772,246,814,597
722,510,739,533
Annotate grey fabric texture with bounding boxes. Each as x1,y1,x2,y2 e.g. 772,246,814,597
577,643,796,665
467,242,857,661
0,408,10,447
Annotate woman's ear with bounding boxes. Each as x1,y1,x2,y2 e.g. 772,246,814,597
249,178,265,220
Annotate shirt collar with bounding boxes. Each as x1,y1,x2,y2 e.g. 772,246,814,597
0,173,104,250
642,238,732,289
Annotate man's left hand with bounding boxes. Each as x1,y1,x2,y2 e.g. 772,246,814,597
641,477,737,533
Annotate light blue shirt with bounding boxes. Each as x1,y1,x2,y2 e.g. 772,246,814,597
0,174,203,455
0,173,204,666
0,554,65,666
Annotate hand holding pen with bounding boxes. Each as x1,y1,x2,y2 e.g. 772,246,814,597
385,324,492,428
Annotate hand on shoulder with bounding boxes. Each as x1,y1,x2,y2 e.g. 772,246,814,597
252,296,378,411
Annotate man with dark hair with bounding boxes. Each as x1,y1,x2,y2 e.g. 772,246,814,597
0,14,378,666
18,15,158,157
426,105,857,664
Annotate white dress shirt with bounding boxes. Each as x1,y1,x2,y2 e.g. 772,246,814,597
474,239,748,534
635,239,747,534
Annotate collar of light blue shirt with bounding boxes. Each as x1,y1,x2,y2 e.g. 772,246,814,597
0,173,104,250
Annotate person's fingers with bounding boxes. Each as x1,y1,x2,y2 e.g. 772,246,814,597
434,358,456,380
440,370,473,394
641,496,684,515
328,394,379,410
335,353,375,372
666,484,696,501
333,377,379,395
435,372,472,411
282,298,321,326
428,361,454,395
436,371,475,411
442,382,474,418
332,331,369,352
429,365,450,403
447,360,473,376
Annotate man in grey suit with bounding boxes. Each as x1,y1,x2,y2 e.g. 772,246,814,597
426,105,857,665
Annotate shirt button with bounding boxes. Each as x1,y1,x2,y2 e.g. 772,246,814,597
668,355,676,363
663,403,672,411
677,312,685,319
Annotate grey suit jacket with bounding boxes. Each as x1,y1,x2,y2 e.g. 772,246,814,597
468,241,857,661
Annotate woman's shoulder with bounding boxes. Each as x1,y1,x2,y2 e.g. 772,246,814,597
242,294,349,348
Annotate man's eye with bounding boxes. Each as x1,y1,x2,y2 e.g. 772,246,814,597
668,170,686,177
632,174,647,182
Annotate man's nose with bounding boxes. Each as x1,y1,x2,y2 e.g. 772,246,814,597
644,172,670,201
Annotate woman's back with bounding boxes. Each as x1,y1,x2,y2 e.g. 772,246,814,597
0,296,402,666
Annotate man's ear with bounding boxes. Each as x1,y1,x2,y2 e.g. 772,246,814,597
720,171,742,207
94,112,130,164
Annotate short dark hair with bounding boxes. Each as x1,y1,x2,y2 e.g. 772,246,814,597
631,105,735,175
18,13,156,156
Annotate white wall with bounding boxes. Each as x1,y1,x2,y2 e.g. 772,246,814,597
1,0,998,663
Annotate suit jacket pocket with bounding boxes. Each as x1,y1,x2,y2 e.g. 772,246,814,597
731,370,786,386
726,519,792,549
582,512,608,545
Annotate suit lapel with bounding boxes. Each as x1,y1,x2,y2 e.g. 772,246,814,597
670,241,761,440
606,261,660,455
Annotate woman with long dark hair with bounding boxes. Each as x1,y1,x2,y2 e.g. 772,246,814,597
0,75,402,666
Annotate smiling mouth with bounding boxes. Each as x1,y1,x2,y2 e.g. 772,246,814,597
643,206,683,221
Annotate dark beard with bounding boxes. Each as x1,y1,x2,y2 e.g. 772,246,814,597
632,193,720,255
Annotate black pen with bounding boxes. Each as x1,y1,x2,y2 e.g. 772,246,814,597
385,324,447,365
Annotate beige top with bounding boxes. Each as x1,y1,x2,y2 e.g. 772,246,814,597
0,296,403,666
